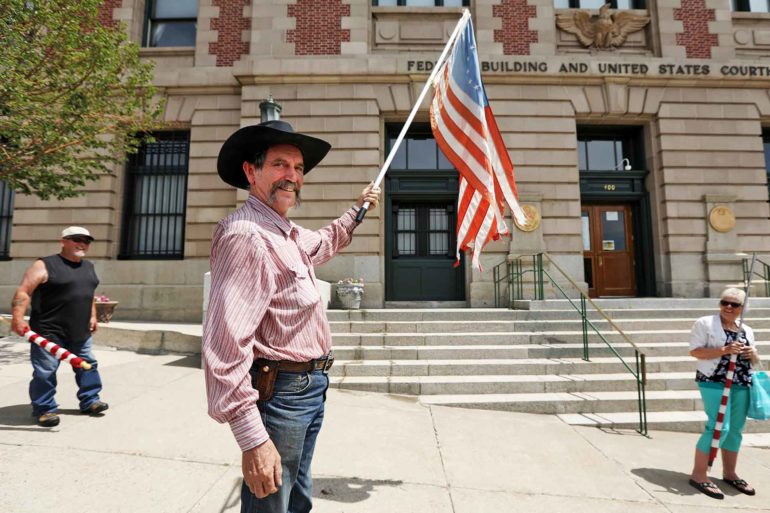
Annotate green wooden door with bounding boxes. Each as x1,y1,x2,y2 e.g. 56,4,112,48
383,124,464,301
387,200,463,301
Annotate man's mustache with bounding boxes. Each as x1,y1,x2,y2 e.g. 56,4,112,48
269,180,301,206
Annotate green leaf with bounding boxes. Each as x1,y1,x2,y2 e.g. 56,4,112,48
0,0,165,200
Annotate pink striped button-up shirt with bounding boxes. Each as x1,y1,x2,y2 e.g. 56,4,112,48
203,195,358,451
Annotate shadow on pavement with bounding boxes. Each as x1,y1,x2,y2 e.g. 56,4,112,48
57,408,85,416
631,467,701,496
216,477,241,513
0,404,36,426
164,354,201,368
0,405,91,427
0,340,28,365
313,477,403,503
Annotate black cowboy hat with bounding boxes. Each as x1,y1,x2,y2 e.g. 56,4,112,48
217,120,331,189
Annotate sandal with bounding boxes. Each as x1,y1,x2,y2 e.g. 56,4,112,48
689,479,724,500
723,478,756,496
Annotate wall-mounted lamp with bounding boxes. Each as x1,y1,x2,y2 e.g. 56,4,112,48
615,158,631,171
259,95,282,122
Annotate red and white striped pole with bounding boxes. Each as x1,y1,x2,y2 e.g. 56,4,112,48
707,352,738,470
707,253,756,470
22,328,92,371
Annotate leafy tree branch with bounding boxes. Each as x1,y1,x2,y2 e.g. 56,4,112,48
0,0,165,200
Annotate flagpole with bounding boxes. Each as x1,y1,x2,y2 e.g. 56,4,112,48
355,8,472,224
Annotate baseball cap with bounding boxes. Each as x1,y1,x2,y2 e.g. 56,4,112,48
61,226,94,241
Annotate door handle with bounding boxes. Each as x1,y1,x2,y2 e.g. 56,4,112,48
598,255,603,267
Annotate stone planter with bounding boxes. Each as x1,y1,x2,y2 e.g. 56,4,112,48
95,301,119,323
336,284,364,310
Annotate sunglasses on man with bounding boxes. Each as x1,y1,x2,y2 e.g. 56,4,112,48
720,300,743,308
66,237,92,245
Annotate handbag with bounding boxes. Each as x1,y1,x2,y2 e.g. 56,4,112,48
748,370,770,421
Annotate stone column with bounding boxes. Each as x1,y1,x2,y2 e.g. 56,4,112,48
703,194,745,297
509,193,545,256
506,193,560,300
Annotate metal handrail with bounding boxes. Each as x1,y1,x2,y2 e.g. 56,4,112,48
743,257,770,297
495,251,648,435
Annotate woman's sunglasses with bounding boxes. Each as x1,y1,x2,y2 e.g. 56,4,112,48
720,300,743,308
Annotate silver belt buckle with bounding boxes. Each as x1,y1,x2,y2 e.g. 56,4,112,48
322,352,334,374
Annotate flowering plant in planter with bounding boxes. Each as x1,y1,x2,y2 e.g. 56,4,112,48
335,278,364,309
336,278,364,286
94,293,118,322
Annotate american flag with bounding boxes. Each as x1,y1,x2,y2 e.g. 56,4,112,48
430,18,526,271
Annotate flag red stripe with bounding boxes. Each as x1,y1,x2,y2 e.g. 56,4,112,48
460,201,490,251
429,18,521,270
442,70,485,136
484,108,519,200
433,89,496,204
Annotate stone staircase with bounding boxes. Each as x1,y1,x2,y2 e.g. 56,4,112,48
327,298,770,433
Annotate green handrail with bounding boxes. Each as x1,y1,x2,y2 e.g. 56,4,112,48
494,252,648,436
743,257,770,297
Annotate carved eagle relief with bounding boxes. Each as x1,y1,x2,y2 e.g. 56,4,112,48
556,3,650,49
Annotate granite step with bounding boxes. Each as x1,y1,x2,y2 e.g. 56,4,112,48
327,304,770,432
326,309,520,322
329,371,695,395
558,411,770,434
518,298,770,310
329,318,770,334
331,329,770,346
512,318,770,332
330,341,770,360
329,356,716,377
418,389,702,414
328,307,770,323
506,308,770,321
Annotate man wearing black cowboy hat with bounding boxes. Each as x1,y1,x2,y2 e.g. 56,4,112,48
203,120,380,513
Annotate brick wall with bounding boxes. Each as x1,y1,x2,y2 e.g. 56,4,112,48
674,0,718,59
98,0,122,28
209,0,251,67
493,0,538,56
287,0,350,56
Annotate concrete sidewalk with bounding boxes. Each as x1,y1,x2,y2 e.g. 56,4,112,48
1,335,770,513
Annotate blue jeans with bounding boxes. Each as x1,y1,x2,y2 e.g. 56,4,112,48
241,369,329,513
29,336,103,417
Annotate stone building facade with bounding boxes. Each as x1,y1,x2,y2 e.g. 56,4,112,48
2,0,770,321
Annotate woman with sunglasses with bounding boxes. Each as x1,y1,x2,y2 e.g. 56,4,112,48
688,287,760,499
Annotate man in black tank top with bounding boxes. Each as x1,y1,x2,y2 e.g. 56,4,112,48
11,226,109,427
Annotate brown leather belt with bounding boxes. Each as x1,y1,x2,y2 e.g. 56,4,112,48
255,354,334,374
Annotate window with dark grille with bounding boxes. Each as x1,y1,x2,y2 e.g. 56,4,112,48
393,204,456,257
554,0,646,8
120,131,190,259
396,207,417,255
577,127,643,172
0,181,14,260
144,0,197,47
733,0,769,12
387,124,458,259
373,0,469,6
385,123,463,301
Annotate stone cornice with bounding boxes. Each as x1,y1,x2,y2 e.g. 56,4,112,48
147,54,770,89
